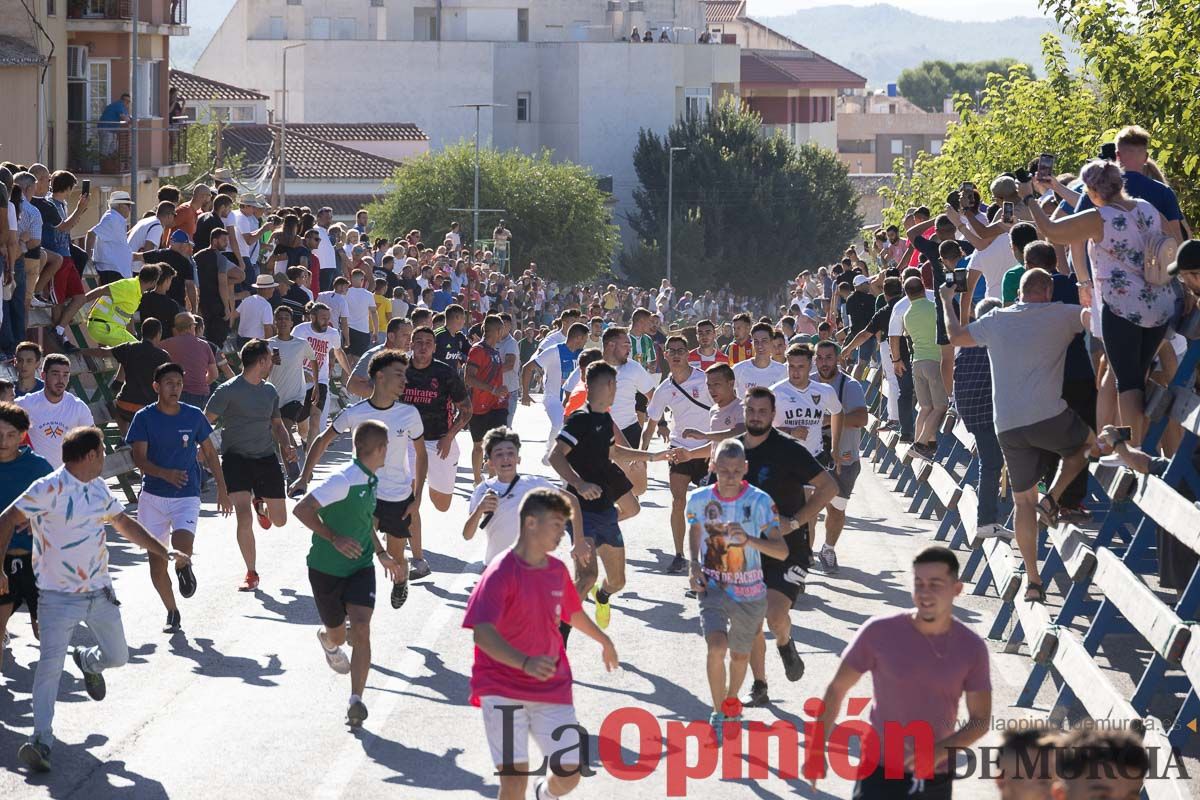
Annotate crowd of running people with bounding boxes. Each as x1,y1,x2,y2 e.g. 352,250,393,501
2,124,1196,798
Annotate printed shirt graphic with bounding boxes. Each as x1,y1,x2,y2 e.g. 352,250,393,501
686,481,778,602
17,467,122,592
771,378,842,456
16,391,95,468
294,322,342,383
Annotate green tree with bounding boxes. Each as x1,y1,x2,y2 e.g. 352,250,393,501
882,37,1107,224
161,120,244,192
369,143,618,284
624,96,861,295
897,58,1032,112
1043,0,1200,221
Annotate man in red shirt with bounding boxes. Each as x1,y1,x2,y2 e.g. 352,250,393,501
173,184,212,239
725,312,754,365
464,315,511,484
462,488,617,800
688,318,729,370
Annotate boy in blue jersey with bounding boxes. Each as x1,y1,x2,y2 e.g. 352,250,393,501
686,437,787,740
126,362,231,633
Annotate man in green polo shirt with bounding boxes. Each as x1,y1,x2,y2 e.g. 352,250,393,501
293,420,402,728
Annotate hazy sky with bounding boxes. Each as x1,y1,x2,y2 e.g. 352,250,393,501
749,0,1049,20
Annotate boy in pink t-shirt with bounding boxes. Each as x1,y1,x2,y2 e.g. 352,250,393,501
463,487,618,800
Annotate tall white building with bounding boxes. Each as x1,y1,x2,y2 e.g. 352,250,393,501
196,0,740,245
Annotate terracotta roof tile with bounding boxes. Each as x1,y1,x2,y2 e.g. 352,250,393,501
281,194,382,219
170,69,268,101
219,125,400,182
286,122,428,142
741,49,867,89
0,35,46,67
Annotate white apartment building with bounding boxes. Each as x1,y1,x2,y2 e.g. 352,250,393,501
195,0,739,245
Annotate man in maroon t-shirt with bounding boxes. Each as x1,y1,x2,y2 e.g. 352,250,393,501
812,546,991,799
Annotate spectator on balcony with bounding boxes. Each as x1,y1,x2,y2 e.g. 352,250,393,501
128,201,176,253
98,93,131,157
174,185,211,240
168,88,185,124
659,30,670,42
88,191,136,285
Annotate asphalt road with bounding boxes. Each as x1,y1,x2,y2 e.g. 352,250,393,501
0,399,1089,799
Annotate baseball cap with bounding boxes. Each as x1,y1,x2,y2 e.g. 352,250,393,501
1168,239,1200,276
170,230,193,245
853,274,871,287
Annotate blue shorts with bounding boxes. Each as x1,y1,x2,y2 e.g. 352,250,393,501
579,508,624,549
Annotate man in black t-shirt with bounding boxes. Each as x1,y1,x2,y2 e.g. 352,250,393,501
141,230,197,310
433,304,471,371
844,275,879,379
843,277,905,431
402,325,471,580
739,385,837,707
80,318,170,432
137,264,181,338
550,360,666,638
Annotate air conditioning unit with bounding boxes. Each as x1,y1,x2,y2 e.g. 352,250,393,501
370,0,384,6
67,46,87,79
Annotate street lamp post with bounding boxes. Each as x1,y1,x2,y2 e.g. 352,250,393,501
450,103,505,248
280,43,306,205
666,145,686,286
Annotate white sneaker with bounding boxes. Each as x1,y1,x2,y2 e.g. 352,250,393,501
975,523,1014,542
317,629,351,674
818,545,839,573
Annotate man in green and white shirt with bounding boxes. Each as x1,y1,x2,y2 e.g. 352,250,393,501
294,420,402,728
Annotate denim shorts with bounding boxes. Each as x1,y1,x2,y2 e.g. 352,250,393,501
579,507,624,549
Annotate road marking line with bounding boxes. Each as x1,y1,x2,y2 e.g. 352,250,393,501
314,565,478,799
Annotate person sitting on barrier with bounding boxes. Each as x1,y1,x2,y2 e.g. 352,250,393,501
1097,424,1199,597
941,268,1094,603
952,296,1011,542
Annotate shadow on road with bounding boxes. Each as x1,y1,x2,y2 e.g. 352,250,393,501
243,587,321,626
353,727,498,796
168,636,284,687
4,733,168,799
370,646,469,707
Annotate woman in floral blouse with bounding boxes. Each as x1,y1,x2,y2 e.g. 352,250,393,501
1026,159,1176,444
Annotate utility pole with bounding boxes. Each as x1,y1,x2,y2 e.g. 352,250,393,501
214,114,224,169
450,102,505,248
280,42,306,206
666,145,686,286
130,0,140,217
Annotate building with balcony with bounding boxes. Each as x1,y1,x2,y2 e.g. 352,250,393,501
194,0,738,245
0,0,191,225
836,91,958,175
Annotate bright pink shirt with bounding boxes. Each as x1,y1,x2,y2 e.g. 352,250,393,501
462,549,583,706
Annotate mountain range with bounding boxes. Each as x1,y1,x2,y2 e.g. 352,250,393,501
759,4,1077,86
170,2,1073,88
